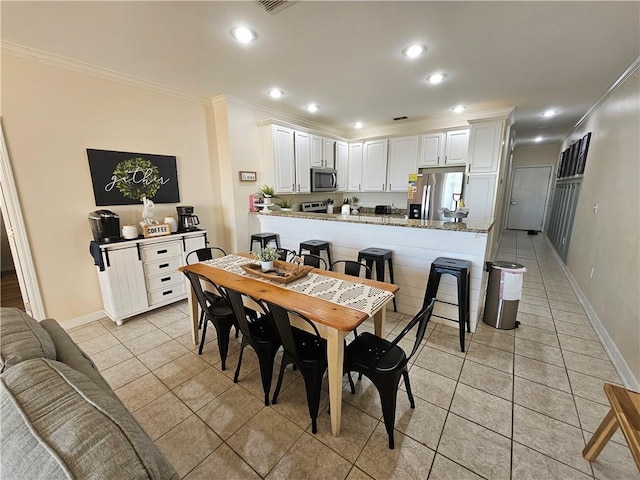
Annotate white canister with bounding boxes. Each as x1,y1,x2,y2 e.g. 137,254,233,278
122,225,138,240
164,217,178,233
341,203,351,215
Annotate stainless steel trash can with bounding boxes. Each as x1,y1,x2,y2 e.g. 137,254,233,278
483,261,527,329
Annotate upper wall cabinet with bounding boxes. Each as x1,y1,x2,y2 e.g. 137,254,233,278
362,139,389,192
443,129,470,165
272,125,296,194
294,131,311,193
347,142,363,192
468,121,502,173
311,135,335,168
387,135,419,191
418,133,444,167
335,141,348,192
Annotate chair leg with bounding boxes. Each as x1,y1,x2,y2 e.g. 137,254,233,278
302,368,325,434
213,322,232,371
233,340,247,383
255,343,280,406
198,309,205,330
374,374,402,449
272,359,288,404
198,317,209,355
347,372,356,394
402,370,415,408
457,273,468,352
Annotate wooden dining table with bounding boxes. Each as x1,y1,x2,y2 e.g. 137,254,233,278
179,253,398,436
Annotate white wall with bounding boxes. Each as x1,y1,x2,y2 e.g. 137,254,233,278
1,54,221,322
562,67,639,386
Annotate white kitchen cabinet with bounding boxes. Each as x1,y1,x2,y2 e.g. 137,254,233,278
335,141,348,191
272,125,295,194
468,121,502,173
418,133,444,167
347,142,363,191
294,131,311,193
95,231,206,324
444,129,470,165
362,139,388,192
465,175,497,221
387,136,419,192
311,135,335,168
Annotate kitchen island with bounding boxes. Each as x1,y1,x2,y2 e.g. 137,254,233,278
256,211,495,332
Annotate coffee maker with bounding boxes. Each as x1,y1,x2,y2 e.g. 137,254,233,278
88,210,121,243
176,206,200,232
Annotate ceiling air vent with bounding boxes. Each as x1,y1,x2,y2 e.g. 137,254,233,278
255,0,297,15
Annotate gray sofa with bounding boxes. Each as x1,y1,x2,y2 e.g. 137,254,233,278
0,307,178,479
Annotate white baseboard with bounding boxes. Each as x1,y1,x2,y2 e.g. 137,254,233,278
545,236,640,391
56,310,108,330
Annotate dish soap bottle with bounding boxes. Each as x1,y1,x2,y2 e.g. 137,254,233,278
341,200,351,215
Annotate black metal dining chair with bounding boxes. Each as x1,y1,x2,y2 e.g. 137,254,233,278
183,270,236,370
277,248,297,262
224,288,282,406
344,298,435,449
186,247,228,330
303,253,327,270
266,301,328,434
330,260,372,278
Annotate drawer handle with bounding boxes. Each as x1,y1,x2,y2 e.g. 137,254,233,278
157,249,168,254
162,290,173,296
161,277,171,282
159,263,169,268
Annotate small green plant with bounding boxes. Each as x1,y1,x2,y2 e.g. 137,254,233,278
257,185,276,197
326,198,334,205
350,196,359,205
276,198,294,209
253,245,280,262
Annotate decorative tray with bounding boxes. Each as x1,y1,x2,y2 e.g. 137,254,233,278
241,260,313,284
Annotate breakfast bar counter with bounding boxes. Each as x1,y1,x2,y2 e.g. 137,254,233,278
256,211,495,332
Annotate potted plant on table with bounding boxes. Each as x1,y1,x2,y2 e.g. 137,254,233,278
350,196,360,215
253,245,280,272
257,185,276,205
276,198,294,211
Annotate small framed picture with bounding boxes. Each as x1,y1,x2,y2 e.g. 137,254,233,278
239,171,257,182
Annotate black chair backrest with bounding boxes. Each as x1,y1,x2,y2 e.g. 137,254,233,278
224,287,268,337
374,298,435,368
183,270,226,314
186,246,227,265
330,260,371,278
303,254,327,270
265,302,322,359
278,248,297,262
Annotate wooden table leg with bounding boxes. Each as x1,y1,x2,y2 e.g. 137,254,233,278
583,408,619,461
373,305,387,338
188,287,199,345
326,328,346,436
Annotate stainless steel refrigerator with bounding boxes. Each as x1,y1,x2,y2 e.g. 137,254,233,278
407,167,465,221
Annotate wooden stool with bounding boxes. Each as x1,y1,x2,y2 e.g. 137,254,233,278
299,240,332,267
583,383,640,472
357,247,397,312
250,233,280,251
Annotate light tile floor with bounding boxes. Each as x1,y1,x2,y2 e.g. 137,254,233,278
69,231,638,479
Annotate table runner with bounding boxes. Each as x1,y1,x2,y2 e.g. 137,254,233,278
203,254,394,317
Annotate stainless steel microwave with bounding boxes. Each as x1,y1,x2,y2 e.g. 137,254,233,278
311,168,337,192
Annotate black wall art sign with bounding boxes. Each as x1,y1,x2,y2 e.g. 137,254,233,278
87,149,180,206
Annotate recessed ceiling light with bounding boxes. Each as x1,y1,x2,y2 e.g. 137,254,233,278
427,73,447,84
353,122,363,129
402,44,427,58
306,104,320,113
230,26,256,43
541,109,557,118
268,88,284,99
535,136,543,142
452,105,466,113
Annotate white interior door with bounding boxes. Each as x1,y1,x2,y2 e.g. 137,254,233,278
507,166,553,231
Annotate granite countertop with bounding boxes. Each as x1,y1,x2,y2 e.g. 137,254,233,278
256,211,493,233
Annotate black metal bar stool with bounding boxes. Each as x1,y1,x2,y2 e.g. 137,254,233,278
250,232,280,251
299,240,332,267
423,257,471,352
357,248,397,312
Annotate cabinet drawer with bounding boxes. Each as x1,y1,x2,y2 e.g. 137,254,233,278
148,282,185,306
143,256,182,277
141,242,182,262
146,271,183,291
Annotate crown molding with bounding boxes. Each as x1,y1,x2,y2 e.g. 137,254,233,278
1,41,210,106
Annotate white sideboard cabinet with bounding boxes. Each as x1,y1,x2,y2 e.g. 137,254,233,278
94,231,207,324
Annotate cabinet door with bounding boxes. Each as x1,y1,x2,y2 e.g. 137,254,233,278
310,135,323,167
387,136,419,192
465,174,497,221
182,232,207,261
444,129,470,165
468,122,502,173
418,133,444,167
99,246,148,320
323,138,335,168
272,125,295,194
335,141,348,191
294,131,311,192
362,139,388,192
347,142,363,191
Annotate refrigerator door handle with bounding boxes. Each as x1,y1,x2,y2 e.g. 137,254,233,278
422,184,430,220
